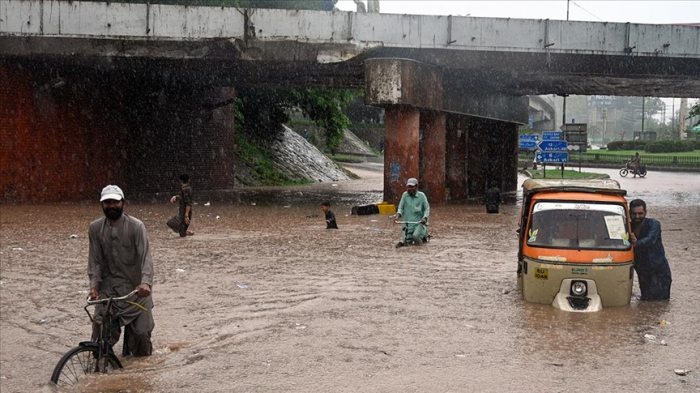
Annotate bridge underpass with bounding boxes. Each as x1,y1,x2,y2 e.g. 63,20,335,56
2,1,699,203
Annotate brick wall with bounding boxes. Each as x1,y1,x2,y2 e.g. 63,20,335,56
122,84,236,197
1,62,235,203
0,63,126,202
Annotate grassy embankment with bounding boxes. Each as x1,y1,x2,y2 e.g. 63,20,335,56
234,131,312,186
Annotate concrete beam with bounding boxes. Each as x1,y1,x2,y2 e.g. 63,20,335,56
365,58,528,123
364,58,443,111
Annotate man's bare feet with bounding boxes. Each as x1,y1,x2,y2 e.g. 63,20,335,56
186,230,195,236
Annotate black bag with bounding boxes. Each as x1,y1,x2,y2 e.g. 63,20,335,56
167,214,182,232
351,204,380,216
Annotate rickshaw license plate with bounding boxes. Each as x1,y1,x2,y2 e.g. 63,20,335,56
535,268,549,280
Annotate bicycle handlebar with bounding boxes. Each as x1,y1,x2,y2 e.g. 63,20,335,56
87,289,138,305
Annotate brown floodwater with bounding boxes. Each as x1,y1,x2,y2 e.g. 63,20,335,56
1,163,698,392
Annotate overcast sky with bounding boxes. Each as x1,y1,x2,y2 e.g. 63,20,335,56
335,1,700,24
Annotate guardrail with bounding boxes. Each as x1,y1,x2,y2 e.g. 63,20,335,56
519,152,700,168
582,153,700,167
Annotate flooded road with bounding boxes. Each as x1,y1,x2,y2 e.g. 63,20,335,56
1,164,698,392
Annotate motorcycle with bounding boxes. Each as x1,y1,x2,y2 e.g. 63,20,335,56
619,162,647,177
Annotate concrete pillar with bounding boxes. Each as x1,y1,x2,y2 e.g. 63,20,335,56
419,110,446,203
445,114,468,200
502,122,519,194
466,117,486,198
384,105,420,204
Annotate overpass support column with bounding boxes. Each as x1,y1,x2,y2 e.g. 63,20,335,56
365,58,444,204
383,106,420,204
466,117,519,198
419,110,446,203
501,122,519,194
445,114,468,200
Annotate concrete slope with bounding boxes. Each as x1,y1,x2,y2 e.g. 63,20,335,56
235,125,351,186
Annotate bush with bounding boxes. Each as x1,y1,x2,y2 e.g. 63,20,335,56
690,139,700,151
607,140,647,151
643,140,696,153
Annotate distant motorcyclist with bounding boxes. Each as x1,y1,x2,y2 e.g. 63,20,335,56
629,152,642,177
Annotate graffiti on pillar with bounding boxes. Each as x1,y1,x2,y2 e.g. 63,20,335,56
391,163,400,182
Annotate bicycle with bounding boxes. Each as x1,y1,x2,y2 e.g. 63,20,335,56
395,220,430,247
50,290,138,387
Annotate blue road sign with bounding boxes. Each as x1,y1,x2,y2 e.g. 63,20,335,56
536,152,569,163
519,134,538,149
542,131,562,141
519,134,539,141
537,140,568,151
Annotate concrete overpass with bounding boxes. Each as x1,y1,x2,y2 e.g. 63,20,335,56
2,1,700,203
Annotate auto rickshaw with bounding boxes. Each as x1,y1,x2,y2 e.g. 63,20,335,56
517,179,634,312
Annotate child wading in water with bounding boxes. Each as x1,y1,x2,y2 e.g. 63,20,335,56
321,201,338,229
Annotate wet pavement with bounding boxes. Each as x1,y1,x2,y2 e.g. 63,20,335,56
0,163,698,392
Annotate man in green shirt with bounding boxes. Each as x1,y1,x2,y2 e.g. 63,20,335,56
395,177,430,248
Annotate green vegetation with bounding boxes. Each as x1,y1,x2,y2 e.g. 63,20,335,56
327,154,364,164
607,139,699,153
584,149,700,157
689,102,700,127
527,169,609,180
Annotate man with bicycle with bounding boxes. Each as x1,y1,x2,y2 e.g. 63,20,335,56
395,177,430,248
88,185,155,357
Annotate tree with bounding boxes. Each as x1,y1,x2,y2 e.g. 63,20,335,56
235,87,356,152
689,102,700,127
228,0,355,152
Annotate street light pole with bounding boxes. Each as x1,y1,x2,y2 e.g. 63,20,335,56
641,96,645,134
562,0,570,128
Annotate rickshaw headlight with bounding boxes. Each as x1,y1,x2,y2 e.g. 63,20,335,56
571,281,587,296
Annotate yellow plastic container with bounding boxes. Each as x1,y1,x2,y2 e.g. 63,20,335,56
375,202,396,215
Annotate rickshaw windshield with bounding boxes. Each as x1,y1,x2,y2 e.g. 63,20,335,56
526,201,631,250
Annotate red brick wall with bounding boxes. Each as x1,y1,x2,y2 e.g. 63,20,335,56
1,63,235,202
0,63,126,202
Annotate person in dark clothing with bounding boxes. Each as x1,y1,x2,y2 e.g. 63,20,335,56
167,174,194,237
485,181,501,214
629,199,672,301
321,201,338,229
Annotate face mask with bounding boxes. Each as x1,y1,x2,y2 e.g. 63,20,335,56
104,207,123,221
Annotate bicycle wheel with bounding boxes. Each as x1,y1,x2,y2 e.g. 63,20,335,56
50,345,120,387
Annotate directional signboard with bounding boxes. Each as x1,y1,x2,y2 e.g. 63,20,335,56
537,140,568,152
519,134,538,149
536,152,569,163
542,131,562,141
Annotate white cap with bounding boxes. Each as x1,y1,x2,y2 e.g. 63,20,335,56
100,185,124,201
406,178,418,186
